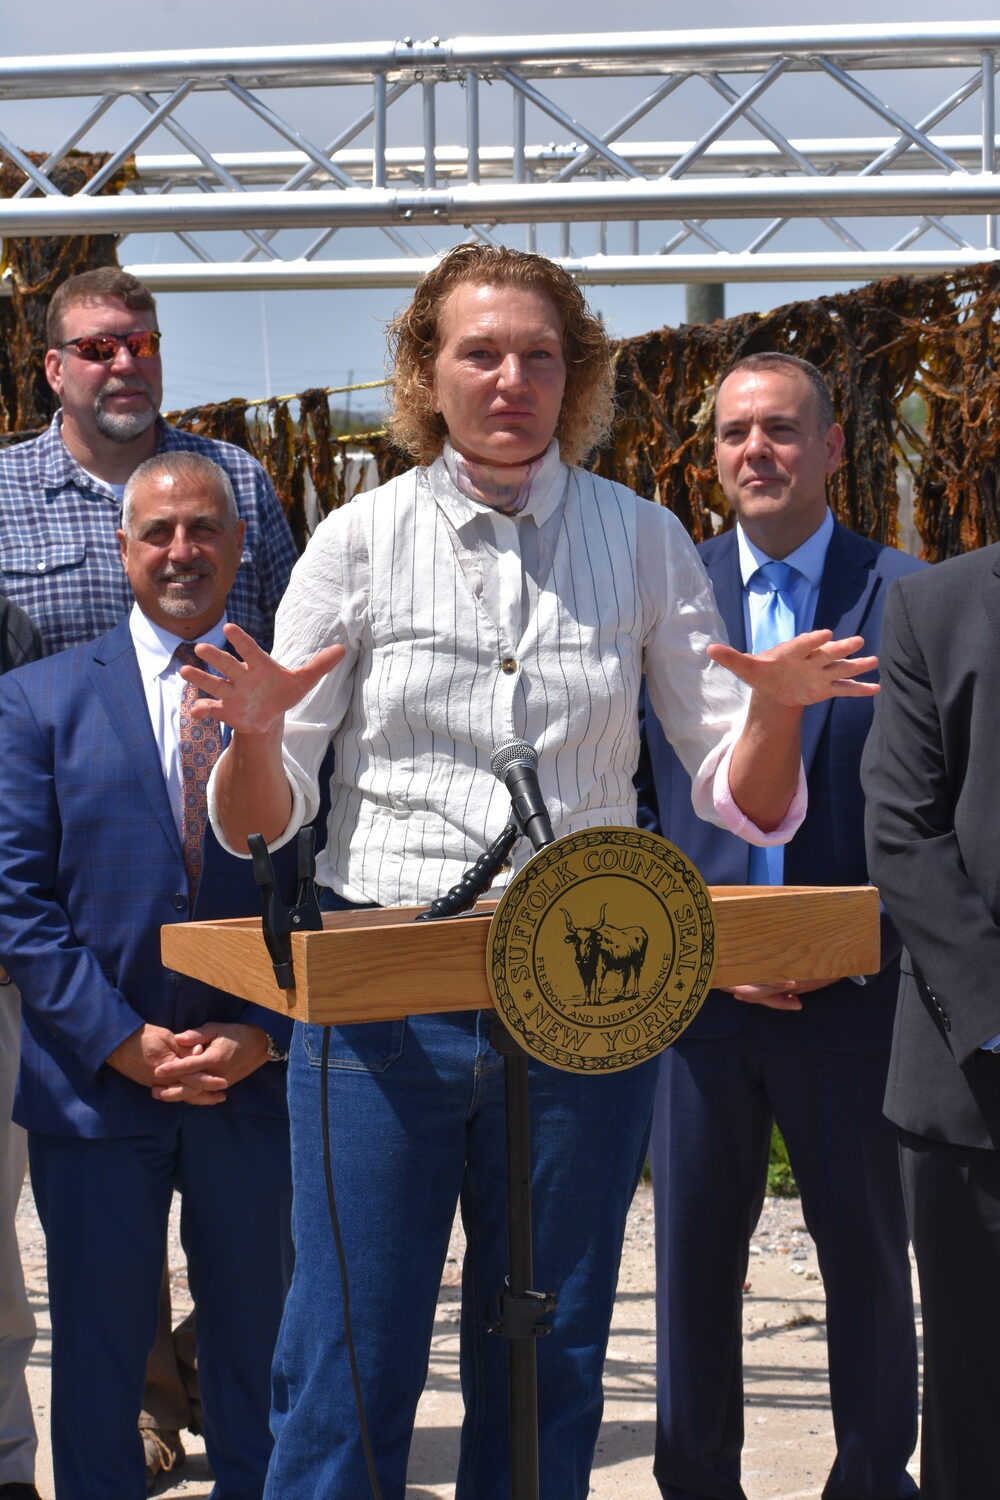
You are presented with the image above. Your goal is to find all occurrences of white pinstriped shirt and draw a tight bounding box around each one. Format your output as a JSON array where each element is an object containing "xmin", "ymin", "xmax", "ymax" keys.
[{"xmin": 210, "ymin": 443, "xmax": 805, "ymax": 905}]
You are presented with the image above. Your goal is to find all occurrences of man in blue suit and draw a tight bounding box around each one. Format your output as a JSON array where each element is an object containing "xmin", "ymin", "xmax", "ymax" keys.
[
  {"xmin": 0, "ymin": 452, "xmax": 293, "ymax": 1500},
  {"xmin": 638, "ymin": 353, "xmax": 922, "ymax": 1500}
]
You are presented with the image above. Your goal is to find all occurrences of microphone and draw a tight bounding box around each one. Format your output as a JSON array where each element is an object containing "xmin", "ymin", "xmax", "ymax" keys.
[{"xmin": 490, "ymin": 738, "xmax": 555, "ymax": 853}]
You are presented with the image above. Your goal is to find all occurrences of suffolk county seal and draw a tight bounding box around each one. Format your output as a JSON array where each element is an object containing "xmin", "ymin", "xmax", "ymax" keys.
[{"xmin": 487, "ymin": 826, "xmax": 715, "ymax": 1072}]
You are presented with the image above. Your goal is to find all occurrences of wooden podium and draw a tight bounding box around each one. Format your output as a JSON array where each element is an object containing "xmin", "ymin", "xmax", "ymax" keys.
[
  {"xmin": 161, "ymin": 877, "xmax": 878, "ymax": 1500},
  {"xmin": 161, "ymin": 884, "xmax": 880, "ymax": 1024}
]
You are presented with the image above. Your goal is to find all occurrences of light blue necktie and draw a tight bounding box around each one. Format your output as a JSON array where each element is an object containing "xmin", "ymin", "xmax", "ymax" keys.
[{"xmin": 748, "ymin": 560, "xmax": 797, "ymax": 887}]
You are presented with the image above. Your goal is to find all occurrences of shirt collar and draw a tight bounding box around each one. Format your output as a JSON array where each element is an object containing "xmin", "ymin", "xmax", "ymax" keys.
[
  {"xmin": 736, "ymin": 507, "xmax": 834, "ymax": 590},
  {"xmin": 431, "ymin": 439, "xmax": 568, "ymax": 530},
  {"xmin": 36, "ymin": 411, "xmax": 169, "ymax": 499},
  {"xmin": 129, "ymin": 602, "xmax": 229, "ymax": 686}
]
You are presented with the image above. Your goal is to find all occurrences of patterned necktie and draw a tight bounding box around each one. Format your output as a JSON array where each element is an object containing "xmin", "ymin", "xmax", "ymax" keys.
[
  {"xmin": 174, "ymin": 642, "xmax": 223, "ymax": 909},
  {"xmin": 748, "ymin": 560, "xmax": 798, "ymax": 887}
]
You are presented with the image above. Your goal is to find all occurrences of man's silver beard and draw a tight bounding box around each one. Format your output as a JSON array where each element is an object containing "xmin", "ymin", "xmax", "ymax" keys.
[
  {"xmin": 94, "ymin": 382, "xmax": 159, "ymax": 444},
  {"xmin": 155, "ymin": 571, "xmax": 212, "ymax": 620},
  {"xmin": 155, "ymin": 590, "xmax": 201, "ymax": 619}
]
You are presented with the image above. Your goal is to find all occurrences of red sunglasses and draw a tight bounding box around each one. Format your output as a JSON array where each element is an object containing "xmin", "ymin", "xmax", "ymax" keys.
[{"xmin": 58, "ymin": 330, "xmax": 162, "ymax": 362}]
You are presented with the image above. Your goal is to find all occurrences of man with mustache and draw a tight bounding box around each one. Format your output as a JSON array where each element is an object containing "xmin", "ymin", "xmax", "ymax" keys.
[
  {"xmin": 0, "ymin": 268, "xmax": 298, "ymax": 1487},
  {"xmin": 0, "ymin": 267, "xmax": 296, "ymax": 655},
  {"xmin": 0, "ymin": 452, "xmax": 293, "ymax": 1500}
]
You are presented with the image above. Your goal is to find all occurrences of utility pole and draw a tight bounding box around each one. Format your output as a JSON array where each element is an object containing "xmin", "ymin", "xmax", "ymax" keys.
[{"xmin": 685, "ymin": 283, "xmax": 725, "ymax": 325}]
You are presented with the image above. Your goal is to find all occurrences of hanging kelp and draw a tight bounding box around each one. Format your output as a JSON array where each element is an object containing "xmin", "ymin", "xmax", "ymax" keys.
[
  {"xmin": 594, "ymin": 276, "xmax": 915, "ymax": 546},
  {"xmin": 168, "ymin": 393, "xmax": 410, "ymax": 549},
  {"xmin": 160, "ymin": 264, "xmax": 1000, "ymax": 561},
  {"xmin": 5, "ymin": 241, "xmax": 1000, "ymax": 561},
  {"xmin": 589, "ymin": 265, "xmax": 1000, "ymax": 562},
  {"xmin": 0, "ymin": 151, "xmax": 136, "ymax": 432},
  {"xmin": 904, "ymin": 262, "xmax": 1000, "ymax": 557}
]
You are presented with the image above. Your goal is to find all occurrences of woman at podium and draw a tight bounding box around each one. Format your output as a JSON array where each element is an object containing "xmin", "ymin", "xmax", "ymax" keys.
[{"xmin": 195, "ymin": 243, "xmax": 877, "ymax": 1499}]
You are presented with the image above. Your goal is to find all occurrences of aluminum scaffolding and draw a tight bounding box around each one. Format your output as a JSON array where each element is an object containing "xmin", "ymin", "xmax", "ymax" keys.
[{"xmin": 1, "ymin": 23, "xmax": 999, "ymax": 291}]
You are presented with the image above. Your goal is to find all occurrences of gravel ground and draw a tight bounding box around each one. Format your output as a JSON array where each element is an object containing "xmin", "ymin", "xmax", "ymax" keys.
[{"xmin": 17, "ymin": 1182, "xmax": 922, "ymax": 1498}]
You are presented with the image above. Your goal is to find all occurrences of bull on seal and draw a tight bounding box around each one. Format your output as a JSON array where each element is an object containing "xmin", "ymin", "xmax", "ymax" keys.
[{"xmin": 561, "ymin": 904, "xmax": 649, "ymax": 1005}]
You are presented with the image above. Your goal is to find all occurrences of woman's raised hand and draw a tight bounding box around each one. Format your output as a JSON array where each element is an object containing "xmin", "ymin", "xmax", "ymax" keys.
[
  {"xmin": 178, "ymin": 622, "xmax": 345, "ymax": 736},
  {"xmin": 708, "ymin": 629, "xmax": 878, "ymax": 708}
]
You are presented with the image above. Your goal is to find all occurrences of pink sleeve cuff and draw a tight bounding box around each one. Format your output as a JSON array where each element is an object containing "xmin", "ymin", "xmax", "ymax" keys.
[{"xmin": 711, "ymin": 738, "xmax": 808, "ymax": 846}]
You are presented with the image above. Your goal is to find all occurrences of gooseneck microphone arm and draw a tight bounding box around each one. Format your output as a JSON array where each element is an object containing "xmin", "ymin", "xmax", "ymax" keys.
[
  {"xmin": 416, "ymin": 742, "xmax": 554, "ymax": 926},
  {"xmin": 489, "ymin": 738, "xmax": 554, "ymax": 853},
  {"xmin": 413, "ymin": 820, "xmax": 520, "ymax": 922}
]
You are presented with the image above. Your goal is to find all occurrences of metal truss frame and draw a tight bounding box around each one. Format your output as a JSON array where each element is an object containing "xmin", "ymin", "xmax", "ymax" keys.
[{"xmin": 1, "ymin": 23, "xmax": 999, "ymax": 291}]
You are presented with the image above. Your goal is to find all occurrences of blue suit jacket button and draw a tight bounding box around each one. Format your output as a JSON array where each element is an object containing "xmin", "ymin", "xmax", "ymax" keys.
[{"xmin": 171, "ymin": 893, "xmax": 187, "ymax": 911}]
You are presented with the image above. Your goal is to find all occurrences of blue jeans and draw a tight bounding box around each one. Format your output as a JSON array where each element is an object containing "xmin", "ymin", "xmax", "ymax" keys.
[{"xmin": 265, "ymin": 1009, "xmax": 657, "ymax": 1499}]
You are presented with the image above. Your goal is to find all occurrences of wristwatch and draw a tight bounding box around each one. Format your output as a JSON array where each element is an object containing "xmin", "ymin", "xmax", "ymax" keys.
[{"xmin": 264, "ymin": 1034, "xmax": 288, "ymax": 1063}]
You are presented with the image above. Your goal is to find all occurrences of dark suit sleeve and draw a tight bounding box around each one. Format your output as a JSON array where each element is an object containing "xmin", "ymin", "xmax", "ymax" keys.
[
  {"xmin": 634, "ymin": 687, "xmax": 662, "ymax": 834},
  {"xmin": 863, "ymin": 580, "xmax": 1000, "ymax": 1063},
  {"xmin": 236, "ymin": 1001, "xmax": 293, "ymax": 1049},
  {"xmin": 0, "ymin": 673, "xmax": 146, "ymax": 1077},
  {"xmin": 0, "ymin": 596, "xmax": 44, "ymax": 670}
]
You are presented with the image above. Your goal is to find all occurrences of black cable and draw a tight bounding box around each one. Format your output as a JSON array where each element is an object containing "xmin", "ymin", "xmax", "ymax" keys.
[
  {"xmin": 254, "ymin": 834, "xmax": 380, "ymax": 1492},
  {"xmin": 321, "ymin": 1025, "xmax": 384, "ymax": 1500}
]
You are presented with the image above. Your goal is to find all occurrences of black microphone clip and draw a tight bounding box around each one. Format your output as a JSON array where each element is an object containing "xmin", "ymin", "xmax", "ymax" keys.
[{"xmin": 248, "ymin": 827, "xmax": 323, "ymax": 989}]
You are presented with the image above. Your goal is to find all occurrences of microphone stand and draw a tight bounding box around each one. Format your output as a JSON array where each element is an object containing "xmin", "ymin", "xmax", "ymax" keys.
[
  {"xmin": 486, "ymin": 811, "xmax": 557, "ymax": 1500},
  {"xmin": 488, "ymin": 1001, "xmax": 556, "ymax": 1500},
  {"xmin": 415, "ymin": 751, "xmax": 557, "ymax": 1499}
]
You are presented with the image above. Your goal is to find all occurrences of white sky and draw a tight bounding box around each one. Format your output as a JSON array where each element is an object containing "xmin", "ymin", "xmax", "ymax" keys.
[{"xmin": 5, "ymin": 1, "xmax": 998, "ymax": 418}]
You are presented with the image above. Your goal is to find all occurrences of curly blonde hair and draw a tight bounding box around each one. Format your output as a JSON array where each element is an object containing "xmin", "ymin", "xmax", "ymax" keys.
[{"xmin": 386, "ymin": 243, "xmax": 615, "ymax": 467}]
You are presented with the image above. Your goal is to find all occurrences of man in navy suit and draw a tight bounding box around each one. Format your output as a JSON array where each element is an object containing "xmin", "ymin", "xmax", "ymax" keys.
[
  {"xmin": 0, "ymin": 452, "xmax": 293, "ymax": 1500},
  {"xmin": 638, "ymin": 353, "xmax": 922, "ymax": 1500}
]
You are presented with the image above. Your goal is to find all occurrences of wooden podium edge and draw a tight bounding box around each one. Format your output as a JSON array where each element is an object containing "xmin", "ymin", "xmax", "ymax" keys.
[{"xmin": 161, "ymin": 884, "xmax": 881, "ymax": 1026}]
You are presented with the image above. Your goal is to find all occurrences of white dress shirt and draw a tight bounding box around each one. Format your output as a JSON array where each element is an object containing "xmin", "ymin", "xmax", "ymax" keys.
[{"xmin": 129, "ymin": 604, "xmax": 229, "ymax": 839}]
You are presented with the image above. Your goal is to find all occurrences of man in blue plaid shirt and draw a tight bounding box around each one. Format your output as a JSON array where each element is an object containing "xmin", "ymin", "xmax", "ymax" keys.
[
  {"xmin": 0, "ymin": 267, "xmax": 297, "ymax": 655},
  {"xmin": 0, "ymin": 267, "xmax": 299, "ymax": 1489}
]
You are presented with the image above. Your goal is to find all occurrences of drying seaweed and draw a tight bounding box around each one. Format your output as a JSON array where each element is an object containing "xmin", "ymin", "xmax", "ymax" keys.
[
  {"xmin": 167, "ymin": 393, "xmax": 411, "ymax": 541},
  {"xmin": 4, "ymin": 228, "xmax": 1000, "ymax": 561},
  {"xmin": 0, "ymin": 151, "xmax": 135, "ymax": 432},
  {"xmin": 588, "ymin": 265, "xmax": 1000, "ymax": 562}
]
